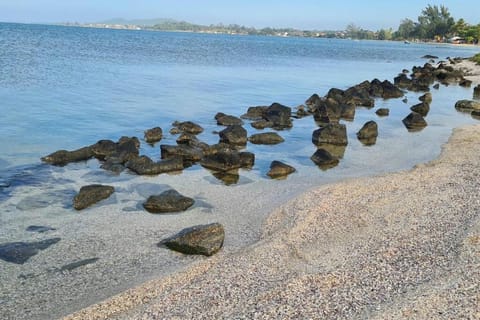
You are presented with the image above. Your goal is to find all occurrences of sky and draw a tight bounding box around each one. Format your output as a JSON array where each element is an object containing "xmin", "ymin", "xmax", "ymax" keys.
[{"xmin": 0, "ymin": 0, "xmax": 479, "ymax": 30}]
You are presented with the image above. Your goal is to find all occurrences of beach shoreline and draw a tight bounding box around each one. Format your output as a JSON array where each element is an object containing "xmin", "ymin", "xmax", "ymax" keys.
[{"xmin": 63, "ymin": 61, "xmax": 480, "ymax": 319}]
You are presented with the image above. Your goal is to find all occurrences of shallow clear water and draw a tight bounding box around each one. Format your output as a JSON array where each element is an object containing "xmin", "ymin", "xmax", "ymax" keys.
[{"xmin": 0, "ymin": 22, "xmax": 479, "ymax": 319}]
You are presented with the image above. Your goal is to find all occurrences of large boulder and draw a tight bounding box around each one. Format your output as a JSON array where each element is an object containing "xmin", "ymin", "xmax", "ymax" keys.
[
  {"xmin": 126, "ymin": 156, "xmax": 184, "ymax": 175},
  {"xmin": 215, "ymin": 113, "xmax": 244, "ymax": 126},
  {"xmin": 310, "ymin": 149, "xmax": 339, "ymax": 168},
  {"xmin": 41, "ymin": 146, "xmax": 94, "ymax": 166},
  {"xmin": 410, "ymin": 102, "xmax": 430, "ymax": 117},
  {"xmin": 455, "ymin": 100, "xmax": 480, "ymax": 112},
  {"xmin": 267, "ymin": 161, "xmax": 296, "ymax": 179},
  {"xmin": 369, "ymin": 79, "xmax": 404, "ymax": 99},
  {"xmin": 172, "ymin": 121, "xmax": 204, "ymax": 135},
  {"xmin": 73, "ymin": 184, "xmax": 115, "ymax": 210},
  {"xmin": 264, "ymin": 103, "xmax": 292, "ymax": 129},
  {"xmin": 219, "ymin": 125, "xmax": 248, "ymax": 146},
  {"xmin": 143, "ymin": 189, "xmax": 194, "ymax": 214},
  {"xmin": 159, "ymin": 223, "xmax": 224, "ymax": 256},
  {"xmin": 313, "ymin": 98, "xmax": 342, "ymax": 123},
  {"xmin": 144, "ymin": 127, "xmax": 163, "ymax": 144},
  {"xmin": 312, "ymin": 124, "xmax": 348, "ymax": 146},
  {"xmin": 248, "ymin": 132, "xmax": 284, "ymax": 145},
  {"xmin": 402, "ymin": 112, "xmax": 428, "ymax": 130}
]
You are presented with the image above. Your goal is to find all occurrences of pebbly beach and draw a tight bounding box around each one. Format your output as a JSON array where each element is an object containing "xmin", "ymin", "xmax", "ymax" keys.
[{"xmin": 57, "ymin": 59, "xmax": 480, "ymax": 319}]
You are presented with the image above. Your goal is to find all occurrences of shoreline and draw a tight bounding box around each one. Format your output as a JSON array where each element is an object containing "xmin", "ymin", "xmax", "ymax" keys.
[
  {"xmin": 64, "ymin": 62, "xmax": 480, "ymax": 319},
  {"xmin": 64, "ymin": 122, "xmax": 480, "ymax": 319}
]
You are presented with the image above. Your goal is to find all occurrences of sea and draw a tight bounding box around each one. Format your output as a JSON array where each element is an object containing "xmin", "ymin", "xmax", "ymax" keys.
[{"xmin": 0, "ymin": 22, "xmax": 479, "ymax": 319}]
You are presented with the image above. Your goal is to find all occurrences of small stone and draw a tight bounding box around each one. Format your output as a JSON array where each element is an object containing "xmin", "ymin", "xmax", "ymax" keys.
[
  {"xmin": 311, "ymin": 149, "xmax": 339, "ymax": 168},
  {"xmin": 410, "ymin": 102, "xmax": 430, "ymax": 117},
  {"xmin": 73, "ymin": 185, "xmax": 115, "ymax": 210},
  {"xmin": 357, "ymin": 121, "xmax": 378, "ymax": 140},
  {"xmin": 402, "ymin": 112, "xmax": 428, "ymax": 130},
  {"xmin": 160, "ymin": 223, "xmax": 225, "ymax": 256},
  {"xmin": 144, "ymin": 127, "xmax": 163, "ymax": 144},
  {"xmin": 143, "ymin": 189, "xmax": 194, "ymax": 214},
  {"xmin": 375, "ymin": 108, "xmax": 390, "ymax": 116},
  {"xmin": 248, "ymin": 132, "xmax": 284, "ymax": 145},
  {"xmin": 267, "ymin": 161, "xmax": 296, "ymax": 179}
]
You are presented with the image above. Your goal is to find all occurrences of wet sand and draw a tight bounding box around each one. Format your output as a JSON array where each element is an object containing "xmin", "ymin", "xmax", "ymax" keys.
[{"xmin": 64, "ymin": 60, "xmax": 480, "ymax": 319}]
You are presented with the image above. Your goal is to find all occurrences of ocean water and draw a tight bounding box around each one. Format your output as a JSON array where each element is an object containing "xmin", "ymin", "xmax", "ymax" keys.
[{"xmin": 0, "ymin": 22, "xmax": 479, "ymax": 319}]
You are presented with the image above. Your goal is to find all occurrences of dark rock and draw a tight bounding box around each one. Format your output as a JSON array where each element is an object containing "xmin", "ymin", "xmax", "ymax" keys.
[
  {"xmin": 310, "ymin": 149, "xmax": 339, "ymax": 169},
  {"xmin": 26, "ymin": 226, "xmax": 56, "ymax": 233},
  {"xmin": 144, "ymin": 127, "xmax": 163, "ymax": 144},
  {"xmin": 267, "ymin": 161, "xmax": 296, "ymax": 179},
  {"xmin": 264, "ymin": 103, "xmax": 292, "ymax": 129},
  {"xmin": 173, "ymin": 121, "xmax": 204, "ymax": 135},
  {"xmin": 370, "ymin": 79, "xmax": 404, "ymax": 99},
  {"xmin": 73, "ymin": 184, "xmax": 115, "ymax": 210},
  {"xmin": 160, "ymin": 145, "xmax": 203, "ymax": 163},
  {"xmin": 313, "ymin": 98, "xmax": 342, "ymax": 123},
  {"xmin": 340, "ymin": 104, "xmax": 356, "ymax": 121},
  {"xmin": 248, "ymin": 132, "xmax": 284, "ymax": 145},
  {"xmin": 474, "ymin": 85, "xmax": 480, "ymax": 99},
  {"xmin": 241, "ymin": 106, "xmax": 267, "ymax": 120},
  {"xmin": 219, "ymin": 125, "xmax": 248, "ymax": 146},
  {"xmin": 143, "ymin": 189, "xmax": 194, "ymax": 214},
  {"xmin": 212, "ymin": 171, "xmax": 240, "ymax": 185},
  {"xmin": 0, "ymin": 238, "xmax": 61, "ymax": 264},
  {"xmin": 315, "ymin": 143, "xmax": 346, "ymax": 159},
  {"xmin": 410, "ymin": 102, "xmax": 430, "ymax": 117},
  {"xmin": 305, "ymin": 93, "xmax": 322, "ymax": 110},
  {"xmin": 293, "ymin": 105, "xmax": 310, "ymax": 118},
  {"xmin": 239, "ymin": 152, "xmax": 255, "ymax": 168},
  {"xmin": 433, "ymin": 83, "xmax": 440, "ymax": 89},
  {"xmin": 357, "ymin": 121, "xmax": 378, "ymax": 140},
  {"xmin": 41, "ymin": 146, "xmax": 94, "ymax": 166},
  {"xmin": 60, "ymin": 258, "xmax": 99, "ymax": 272},
  {"xmin": 422, "ymin": 55, "xmax": 439, "ymax": 59},
  {"xmin": 91, "ymin": 137, "xmax": 140, "ymax": 164},
  {"xmin": 200, "ymin": 151, "xmax": 253, "ymax": 172},
  {"xmin": 419, "ymin": 92, "xmax": 432, "ymax": 104},
  {"xmin": 126, "ymin": 156, "xmax": 184, "ymax": 175},
  {"xmin": 215, "ymin": 113, "xmax": 244, "ymax": 126},
  {"xmin": 394, "ymin": 73, "xmax": 412, "ymax": 89},
  {"xmin": 459, "ymin": 79, "xmax": 472, "ymax": 88},
  {"xmin": 472, "ymin": 110, "xmax": 480, "ymax": 119},
  {"xmin": 376, "ymin": 108, "xmax": 390, "ymax": 116},
  {"xmin": 402, "ymin": 112, "xmax": 428, "ymax": 130},
  {"xmin": 159, "ymin": 223, "xmax": 224, "ymax": 256},
  {"xmin": 455, "ymin": 100, "xmax": 480, "ymax": 112},
  {"xmin": 251, "ymin": 119, "xmax": 273, "ymax": 130},
  {"xmin": 312, "ymin": 124, "xmax": 348, "ymax": 146}
]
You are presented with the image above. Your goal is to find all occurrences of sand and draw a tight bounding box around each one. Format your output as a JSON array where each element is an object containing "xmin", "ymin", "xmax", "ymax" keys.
[{"xmin": 64, "ymin": 60, "xmax": 480, "ymax": 319}]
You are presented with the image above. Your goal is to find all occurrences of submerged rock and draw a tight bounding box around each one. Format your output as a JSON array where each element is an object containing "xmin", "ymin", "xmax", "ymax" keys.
[
  {"xmin": 375, "ymin": 108, "xmax": 390, "ymax": 116},
  {"xmin": 159, "ymin": 223, "xmax": 225, "ymax": 256},
  {"xmin": 310, "ymin": 149, "xmax": 339, "ymax": 169},
  {"xmin": 357, "ymin": 121, "xmax": 378, "ymax": 146},
  {"xmin": 41, "ymin": 147, "xmax": 94, "ymax": 166},
  {"xmin": 60, "ymin": 258, "xmax": 99, "ymax": 272},
  {"xmin": 73, "ymin": 184, "xmax": 115, "ymax": 210},
  {"xmin": 248, "ymin": 132, "xmax": 284, "ymax": 145},
  {"xmin": 312, "ymin": 124, "xmax": 348, "ymax": 146},
  {"xmin": 402, "ymin": 112, "xmax": 428, "ymax": 130},
  {"xmin": 26, "ymin": 226, "xmax": 56, "ymax": 233},
  {"xmin": 267, "ymin": 161, "xmax": 296, "ymax": 179},
  {"xmin": 0, "ymin": 238, "xmax": 61, "ymax": 264},
  {"xmin": 143, "ymin": 189, "xmax": 194, "ymax": 214},
  {"xmin": 144, "ymin": 127, "xmax": 163, "ymax": 144}
]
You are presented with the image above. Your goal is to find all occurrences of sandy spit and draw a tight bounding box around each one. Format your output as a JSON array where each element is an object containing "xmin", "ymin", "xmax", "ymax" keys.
[{"xmin": 63, "ymin": 119, "xmax": 480, "ymax": 319}]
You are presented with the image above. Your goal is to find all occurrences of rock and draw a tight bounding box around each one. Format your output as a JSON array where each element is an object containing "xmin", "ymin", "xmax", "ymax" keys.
[
  {"xmin": 251, "ymin": 119, "xmax": 273, "ymax": 130},
  {"xmin": 73, "ymin": 184, "xmax": 115, "ymax": 210},
  {"xmin": 402, "ymin": 112, "xmax": 428, "ymax": 130},
  {"xmin": 455, "ymin": 100, "xmax": 480, "ymax": 112},
  {"xmin": 126, "ymin": 156, "xmax": 184, "ymax": 175},
  {"xmin": 200, "ymin": 151, "xmax": 254, "ymax": 172},
  {"xmin": 267, "ymin": 161, "xmax": 296, "ymax": 179},
  {"xmin": 313, "ymin": 98, "xmax": 342, "ymax": 123},
  {"xmin": 474, "ymin": 85, "xmax": 480, "ymax": 99},
  {"xmin": 394, "ymin": 73, "xmax": 412, "ymax": 89},
  {"xmin": 248, "ymin": 132, "xmax": 284, "ymax": 145},
  {"xmin": 91, "ymin": 137, "xmax": 140, "ymax": 164},
  {"xmin": 143, "ymin": 189, "xmax": 194, "ymax": 214},
  {"xmin": 410, "ymin": 102, "xmax": 430, "ymax": 117},
  {"xmin": 160, "ymin": 145, "xmax": 204, "ymax": 163},
  {"xmin": 26, "ymin": 226, "xmax": 56, "ymax": 233},
  {"xmin": 241, "ymin": 106, "xmax": 267, "ymax": 120},
  {"xmin": 312, "ymin": 124, "xmax": 348, "ymax": 146},
  {"xmin": 376, "ymin": 108, "xmax": 390, "ymax": 116},
  {"xmin": 369, "ymin": 79, "xmax": 404, "ymax": 99},
  {"xmin": 419, "ymin": 92, "xmax": 432, "ymax": 104},
  {"xmin": 41, "ymin": 146, "xmax": 94, "ymax": 166},
  {"xmin": 60, "ymin": 258, "xmax": 99, "ymax": 272},
  {"xmin": 264, "ymin": 103, "xmax": 292, "ymax": 129},
  {"xmin": 219, "ymin": 125, "xmax": 248, "ymax": 146},
  {"xmin": 315, "ymin": 143, "xmax": 346, "ymax": 159},
  {"xmin": 159, "ymin": 223, "xmax": 224, "ymax": 256},
  {"xmin": 422, "ymin": 55, "xmax": 439, "ymax": 59},
  {"xmin": 215, "ymin": 113, "xmax": 244, "ymax": 126},
  {"xmin": 212, "ymin": 170, "xmax": 240, "ymax": 185},
  {"xmin": 0, "ymin": 238, "xmax": 61, "ymax": 264},
  {"xmin": 172, "ymin": 121, "xmax": 204, "ymax": 135},
  {"xmin": 472, "ymin": 110, "xmax": 480, "ymax": 119},
  {"xmin": 357, "ymin": 121, "xmax": 378, "ymax": 140},
  {"xmin": 459, "ymin": 79, "xmax": 472, "ymax": 88},
  {"xmin": 144, "ymin": 127, "xmax": 163, "ymax": 144},
  {"xmin": 293, "ymin": 105, "xmax": 310, "ymax": 118},
  {"xmin": 341, "ymin": 104, "xmax": 356, "ymax": 121},
  {"xmin": 310, "ymin": 149, "xmax": 339, "ymax": 169},
  {"xmin": 433, "ymin": 83, "xmax": 440, "ymax": 89},
  {"xmin": 305, "ymin": 94, "xmax": 322, "ymax": 110}
]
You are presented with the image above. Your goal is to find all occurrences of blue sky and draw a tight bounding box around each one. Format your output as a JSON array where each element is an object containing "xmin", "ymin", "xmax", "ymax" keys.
[{"xmin": 0, "ymin": 0, "xmax": 479, "ymax": 30}]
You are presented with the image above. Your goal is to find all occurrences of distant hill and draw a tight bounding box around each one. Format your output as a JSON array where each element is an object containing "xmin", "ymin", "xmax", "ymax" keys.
[{"xmin": 97, "ymin": 18, "xmax": 177, "ymax": 26}]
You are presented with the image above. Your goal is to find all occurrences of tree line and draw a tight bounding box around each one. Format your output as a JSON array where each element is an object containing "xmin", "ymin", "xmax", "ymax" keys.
[{"xmin": 349, "ymin": 5, "xmax": 480, "ymax": 43}]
